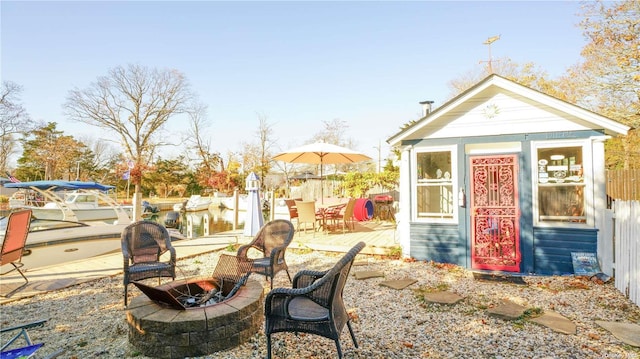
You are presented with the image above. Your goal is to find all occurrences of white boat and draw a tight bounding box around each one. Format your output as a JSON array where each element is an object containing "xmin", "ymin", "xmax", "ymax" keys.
[
  {"xmin": 0, "ymin": 215, "xmax": 186, "ymax": 271},
  {"xmin": 219, "ymin": 194, "xmax": 248, "ymax": 211},
  {"xmin": 172, "ymin": 200, "xmax": 187, "ymax": 212},
  {"xmin": 174, "ymin": 195, "xmax": 212, "ymax": 212},
  {"xmin": 6, "ymin": 180, "xmax": 133, "ymax": 223}
]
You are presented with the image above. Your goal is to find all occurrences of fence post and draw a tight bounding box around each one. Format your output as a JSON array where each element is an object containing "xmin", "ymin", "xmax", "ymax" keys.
[{"xmin": 600, "ymin": 208, "xmax": 614, "ymax": 276}]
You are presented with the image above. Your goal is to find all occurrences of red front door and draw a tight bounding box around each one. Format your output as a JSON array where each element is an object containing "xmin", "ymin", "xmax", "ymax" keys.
[{"xmin": 470, "ymin": 154, "xmax": 521, "ymax": 272}]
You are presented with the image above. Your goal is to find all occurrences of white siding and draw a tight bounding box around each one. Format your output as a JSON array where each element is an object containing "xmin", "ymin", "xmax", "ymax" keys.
[{"xmin": 426, "ymin": 93, "xmax": 594, "ymax": 139}]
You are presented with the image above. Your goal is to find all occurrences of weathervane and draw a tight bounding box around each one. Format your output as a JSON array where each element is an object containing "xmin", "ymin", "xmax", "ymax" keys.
[{"xmin": 480, "ymin": 35, "xmax": 501, "ymax": 74}]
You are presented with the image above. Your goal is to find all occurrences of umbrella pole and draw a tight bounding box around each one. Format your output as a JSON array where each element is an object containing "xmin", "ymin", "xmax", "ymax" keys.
[{"xmin": 320, "ymin": 160, "xmax": 323, "ymax": 204}]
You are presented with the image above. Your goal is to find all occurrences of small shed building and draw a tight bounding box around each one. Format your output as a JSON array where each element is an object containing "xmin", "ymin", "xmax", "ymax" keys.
[{"xmin": 387, "ymin": 74, "xmax": 629, "ymax": 275}]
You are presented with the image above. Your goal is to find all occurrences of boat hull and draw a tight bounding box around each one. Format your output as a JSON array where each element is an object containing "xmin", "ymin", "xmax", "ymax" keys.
[
  {"xmin": 30, "ymin": 207, "xmax": 129, "ymax": 222},
  {"xmin": 176, "ymin": 195, "xmax": 213, "ymax": 212},
  {"xmin": 3, "ymin": 221, "xmax": 186, "ymax": 271},
  {"xmin": 21, "ymin": 237, "xmax": 122, "ymax": 269},
  {"xmin": 185, "ymin": 203, "xmax": 211, "ymax": 211}
]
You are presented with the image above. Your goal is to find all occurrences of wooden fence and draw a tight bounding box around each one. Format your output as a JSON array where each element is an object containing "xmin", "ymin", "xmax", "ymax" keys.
[
  {"xmin": 603, "ymin": 201, "xmax": 640, "ymax": 307},
  {"xmin": 607, "ymin": 169, "xmax": 639, "ymax": 200}
]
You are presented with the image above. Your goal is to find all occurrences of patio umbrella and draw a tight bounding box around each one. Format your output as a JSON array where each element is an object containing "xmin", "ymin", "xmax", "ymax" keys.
[{"xmin": 272, "ymin": 141, "xmax": 372, "ymax": 202}]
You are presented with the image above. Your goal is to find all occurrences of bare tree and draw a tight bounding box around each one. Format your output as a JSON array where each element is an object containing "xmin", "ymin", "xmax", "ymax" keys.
[
  {"xmin": 76, "ymin": 134, "xmax": 120, "ymax": 179},
  {"xmin": 256, "ymin": 114, "xmax": 275, "ymax": 185},
  {"xmin": 241, "ymin": 114, "xmax": 276, "ymax": 188},
  {"xmin": 311, "ymin": 119, "xmax": 360, "ymax": 175},
  {"xmin": 0, "ymin": 81, "xmax": 33, "ymax": 173},
  {"xmin": 186, "ymin": 102, "xmax": 223, "ymax": 172},
  {"xmin": 446, "ymin": 57, "xmax": 558, "ymax": 100},
  {"xmin": 312, "ymin": 118, "xmax": 351, "ymax": 147},
  {"xmin": 64, "ymin": 64, "xmax": 193, "ymax": 219}
]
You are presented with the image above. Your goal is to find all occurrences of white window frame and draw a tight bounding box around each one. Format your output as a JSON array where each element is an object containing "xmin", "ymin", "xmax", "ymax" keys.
[
  {"xmin": 411, "ymin": 145, "xmax": 458, "ymax": 223},
  {"xmin": 531, "ymin": 139, "xmax": 593, "ymax": 227}
]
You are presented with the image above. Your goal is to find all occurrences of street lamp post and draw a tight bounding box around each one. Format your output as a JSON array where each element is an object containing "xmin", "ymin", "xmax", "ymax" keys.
[{"xmin": 374, "ymin": 140, "xmax": 382, "ymax": 173}]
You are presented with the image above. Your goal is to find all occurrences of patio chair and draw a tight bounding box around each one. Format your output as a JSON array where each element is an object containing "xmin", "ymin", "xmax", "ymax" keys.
[
  {"xmin": 237, "ymin": 219, "xmax": 294, "ymax": 289},
  {"xmin": 212, "ymin": 254, "xmax": 255, "ymax": 301},
  {"xmin": 1, "ymin": 209, "xmax": 32, "ymax": 298},
  {"xmin": 325, "ymin": 198, "xmax": 356, "ymax": 233},
  {"xmin": 265, "ymin": 241, "xmax": 366, "ymax": 359},
  {"xmin": 294, "ymin": 200, "xmax": 322, "ymax": 234},
  {"xmin": 121, "ymin": 221, "xmax": 176, "ymax": 307},
  {"xmin": 284, "ymin": 198, "xmax": 302, "ymax": 223},
  {"xmin": 1, "ymin": 319, "xmax": 64, "ymax": 359}
]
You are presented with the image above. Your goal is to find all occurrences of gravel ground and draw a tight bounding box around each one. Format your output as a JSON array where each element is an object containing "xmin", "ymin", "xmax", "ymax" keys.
[{"xmin": 1, "ymin": 248, "xmax": 639, "ymax": 359}]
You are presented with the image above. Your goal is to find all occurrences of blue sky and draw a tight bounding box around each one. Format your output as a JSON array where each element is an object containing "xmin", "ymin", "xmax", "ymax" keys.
[{"xmin": 2, "ymin": 1, "xmax": 586, "ymax": 165}]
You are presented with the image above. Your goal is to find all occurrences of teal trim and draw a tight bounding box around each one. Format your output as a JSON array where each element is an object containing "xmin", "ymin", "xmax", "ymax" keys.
[
  {"xmin": 519, "ymin": 141, "xmax": 535, "ymax": 274},
  {"xmin": 401, "ymin": 129, "xmax": 605, "ymax": 147}
]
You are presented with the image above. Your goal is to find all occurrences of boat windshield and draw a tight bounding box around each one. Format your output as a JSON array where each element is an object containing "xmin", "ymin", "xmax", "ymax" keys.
[{"xmin": 65, "ymin": 193, "xmax": 98, "ymax": 204}]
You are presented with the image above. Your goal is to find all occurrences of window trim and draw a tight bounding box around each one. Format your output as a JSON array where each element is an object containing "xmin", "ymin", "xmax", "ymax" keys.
[
  {"xmin": 531, "ymin": 139, "xmax": 593, "ymax": 227},
  {"xmin": 411, "ymin": 145, "xmax": 458, "ymax": 223}
]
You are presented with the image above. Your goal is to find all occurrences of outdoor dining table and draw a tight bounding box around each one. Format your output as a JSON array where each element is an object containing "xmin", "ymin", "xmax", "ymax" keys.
[{"xmin": 315, "ymin": 199, "xmax": 348, "ymax": 232}]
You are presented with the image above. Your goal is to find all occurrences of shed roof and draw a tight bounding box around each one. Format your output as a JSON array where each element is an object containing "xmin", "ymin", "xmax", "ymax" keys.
[{"xmin": 387, "ymin": 74, "xmax": 630, "ymax": 146}]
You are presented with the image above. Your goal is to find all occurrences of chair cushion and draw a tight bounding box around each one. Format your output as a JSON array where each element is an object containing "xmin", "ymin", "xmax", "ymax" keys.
[
  {"xmin": 252, "ymin": 258, "xmax": 270, "ymax": 267},
  {"xmin": 128, "ymin": 262, "xmax": 173, "ymax": 274},
  {"xmin": 252, "ymin": 257, "xmax": 285, "ymax": 268},
  {"xmin": 288, "ymin": 297, "xmax": 329, "ymax": 321}
]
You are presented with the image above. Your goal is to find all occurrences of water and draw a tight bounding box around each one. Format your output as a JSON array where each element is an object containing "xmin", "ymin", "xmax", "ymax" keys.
[{"xmin": 149, "ymin": 207, "xmax": 245, "ymax": 239}]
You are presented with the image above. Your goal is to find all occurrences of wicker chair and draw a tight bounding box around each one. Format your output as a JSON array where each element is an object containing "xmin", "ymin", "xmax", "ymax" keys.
[
  {"xmin": 237, "ymin": 219, "xmax": 294, "ymax": 289},
  {"xmin": 265, "ymin": 241, "xmax": 366, "ymax": 359},
  {"xmin": 121, "ymin": 221, "xmax": 176, "ymax": 306}
]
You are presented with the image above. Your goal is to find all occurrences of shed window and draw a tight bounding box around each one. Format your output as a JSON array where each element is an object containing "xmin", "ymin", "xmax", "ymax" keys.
[
  {"xmin": 416, "ymin": 150, "xmax": 454, "ymax": 219},
  {"xmin": 536, "ymin": 146, "xmax": 585, "ymax": 223}
]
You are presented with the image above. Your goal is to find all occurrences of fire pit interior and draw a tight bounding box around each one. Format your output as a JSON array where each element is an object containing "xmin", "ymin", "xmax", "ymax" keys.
[
  {"xmin": 133, "ymin": 275, "xmax": 245, "ymax": 310},
  {"xmin": 126, "ymin": 255, "xmax": 264, "ymax": 359}
]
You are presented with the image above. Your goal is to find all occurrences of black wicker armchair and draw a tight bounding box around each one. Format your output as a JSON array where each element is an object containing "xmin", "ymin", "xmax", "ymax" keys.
[
  {"xmin": 264, "ymin": 241, "xmax": 366, "ymax": 359},
  {"xmin": 237, "ymin": 219, "xmax": 294, "ymax": 289},
  {"xmin": 121, "ymin": 221, "xmax": 176, "ymax": 306}
]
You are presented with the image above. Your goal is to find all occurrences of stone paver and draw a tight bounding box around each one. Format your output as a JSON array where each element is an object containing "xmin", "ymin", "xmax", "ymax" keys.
[
  {"xmin": 530, "ymin": 310, "xmax": 577, "ymax": 335},
  {"xmin": 379, "ymin": 278, "xmax": 417, "ymax": 290},
  {"xmin": 487, "ymin": 300, "xmax": 527, "ymax": 320},
  {"xmin": 596, "ymin": 321, "xmax": 640, "ymax": 347},
  {"xmin": 354, "ymin": 270, "xmax": 384, "ymax": 280},
  {"xmin": 423, "ymin": 291, "xmax": 464, "ymax": 305}
]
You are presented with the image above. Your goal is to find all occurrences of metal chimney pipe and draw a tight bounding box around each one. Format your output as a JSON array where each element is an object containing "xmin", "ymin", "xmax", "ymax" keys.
[{"xmin": 419, "ymin": 100, "xmax": 434, "ymax": 116}]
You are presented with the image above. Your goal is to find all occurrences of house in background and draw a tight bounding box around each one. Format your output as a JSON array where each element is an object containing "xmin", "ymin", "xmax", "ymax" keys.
[{"xmin": 387, "ymin": 74, "xmax": 629, "ymax": 275}]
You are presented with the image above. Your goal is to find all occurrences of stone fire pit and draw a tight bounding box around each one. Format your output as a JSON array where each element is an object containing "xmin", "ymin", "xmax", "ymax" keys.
[{"xmin": 126, "ymin": 277, "xmax": 264, "ymax": 359}]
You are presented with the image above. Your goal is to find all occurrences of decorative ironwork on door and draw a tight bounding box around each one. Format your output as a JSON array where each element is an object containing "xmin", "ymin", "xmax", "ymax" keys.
[{"xmin": 470, "ymin": 155, "xmax": 521, "ymax": 272}]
